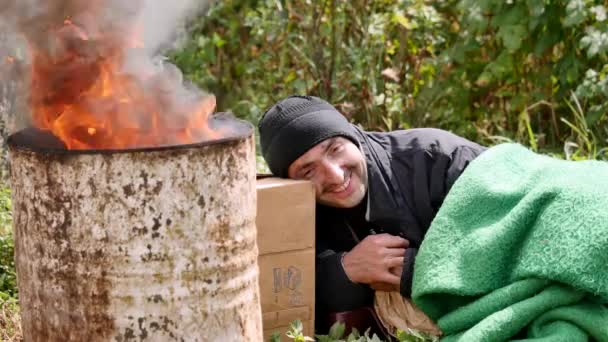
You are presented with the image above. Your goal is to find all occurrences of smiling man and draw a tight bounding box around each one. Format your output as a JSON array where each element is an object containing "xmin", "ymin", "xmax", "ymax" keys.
[
  {"xmin": 259, "ymin": 95, "xmax": 486, "ymax": 334},
  {"xmin": 288, "ymin": 136, "xmax": 368, "ymax": 209}
]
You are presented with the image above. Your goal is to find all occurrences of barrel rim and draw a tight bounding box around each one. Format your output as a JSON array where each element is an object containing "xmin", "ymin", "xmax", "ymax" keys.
[{"xmin": 8, "ymin": 113, "xmax": 254, "ymax": 155}]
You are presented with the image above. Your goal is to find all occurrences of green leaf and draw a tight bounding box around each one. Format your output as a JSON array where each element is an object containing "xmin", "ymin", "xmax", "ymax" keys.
[
  {"xmin": 491, "ymin": 4, "xmax": 527, "ymax": 27},
  {"xmin": 212, "ymin": 32, "xmax": 226, "ymax": 48},
  {"xmin": 328, "ymin": 322, "xmax": 346, "ymax": 339},
  {"xmin": 269, "ymin": 332, "xmax": 281, "ymax": 342},
  {"xmin": 197, "ymin": 36, "xmax": 210, "ymax": 48},
  {"xmin": 534, "ymin": 31, "xmax": 561, "ymax": 56},
  {"xmin": 527, "ymin": 0, "xmax": 545, "ymax": 17},
  {"xmin": 564, "ymin": 0, "xmax": 587, "ymax": 27},
  {"xmin": 557, "ymin": 52, "xmax": 583, "ymax": 86},
  {"xmin": 368, "ymin": 334, "xmax": 384, "ymax": 342},
  {"xmin": 346, "ymin": 327, "xmax": 362, "ymax": 341},
  {"xmin": 461, "ymin": 4, "xmax": 489, "ymax": 33},
  {"xmin": 586, "ymin": 106, "xmax": 606, "ymax": 126},
  {"xmin": 393, "ymin": 12, "xmax": 414, "ymax": 29},
  {"xmin": 314, "ymin": 335, "xmax": 335, "ymax": 342},
  {"xmin": 290, "ymin": 320, "xmax": 304, "ymax": 334},
  {"xmin": 497, "ymin": 24, "xmax": 527, "ymax": 52},
  {"xmin": 283, "ymin": 70, "xmax": 297, "ymax": 84},
  {"xmin": 476, "ymin": 51, "xmax": 515, "ymax": 85}
]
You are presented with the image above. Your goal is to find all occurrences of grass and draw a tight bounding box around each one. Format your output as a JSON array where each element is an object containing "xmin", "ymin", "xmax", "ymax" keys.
[{"xmin": 0, "ymin": 299, "xmax": 21, "ymax": 342}]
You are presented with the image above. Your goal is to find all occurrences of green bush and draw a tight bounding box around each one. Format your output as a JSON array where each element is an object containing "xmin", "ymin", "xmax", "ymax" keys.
[
  {"xmin": 0, "ymin": 186, "xmax": 19, "ymax": 341},
  {"xmin": 431, "ymin": 0, "xmax": 608, "ymax": 153},
  {"xmin": 171, "ymin": 0, "xmax": 607, "ymax": 156},
  {"xmin": 0, "ymin": 186, "xmax": 16, "ymax": 301},
  {"xmin": 171, "ymin": 0, "xmax": 452, "ymax": 131}
]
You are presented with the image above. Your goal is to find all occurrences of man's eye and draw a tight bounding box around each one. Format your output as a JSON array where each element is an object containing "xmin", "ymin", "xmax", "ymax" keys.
[
  {"xmin": 304, "ymin": 169, "xmax": 315, "ymax": 178},
  {"xmin": 331, "ymin": 144, "xmax": 343, "ymax": 154}
]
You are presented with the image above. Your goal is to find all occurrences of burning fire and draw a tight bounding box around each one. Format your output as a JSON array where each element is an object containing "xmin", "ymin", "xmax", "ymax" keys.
[{"xmin": 25, "ymin": 10, "xmax": 218, "ymax": 150}]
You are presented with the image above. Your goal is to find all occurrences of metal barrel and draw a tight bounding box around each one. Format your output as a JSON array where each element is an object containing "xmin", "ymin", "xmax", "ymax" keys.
[{"xmin": 8, "ymin": 123, "xmax": 262, "ymax": 341}]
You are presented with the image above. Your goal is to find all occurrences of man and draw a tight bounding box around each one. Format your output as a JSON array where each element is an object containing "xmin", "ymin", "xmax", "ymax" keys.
[{"xmin": 258, "ymin": 95, "xmax": 486, "ymax": 333}]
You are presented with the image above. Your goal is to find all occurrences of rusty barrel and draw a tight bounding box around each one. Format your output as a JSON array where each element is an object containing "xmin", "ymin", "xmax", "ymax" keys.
[{"xmin": 8, "ymin": 121, "xmax": 263, "ymax": 341}]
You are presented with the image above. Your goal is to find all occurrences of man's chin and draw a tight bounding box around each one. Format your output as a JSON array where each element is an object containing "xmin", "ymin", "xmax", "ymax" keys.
[{"xmin": 319, "ymin": 192, "xmax": 364, "ymax": 208}]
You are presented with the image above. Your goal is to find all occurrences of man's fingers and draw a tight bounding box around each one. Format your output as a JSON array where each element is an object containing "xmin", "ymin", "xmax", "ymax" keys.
[
  {"xmin": 375, "ymin": 233, "xmax": 410, "ymax": 248},
  {"xmin": 385, "ymin": 248, "xmax": 406, "ymax": 257},
  {"xmin": 378, "ymin": 272, "xmax": 401, "ymax": 285},
  {"xmin": 386, "ymin": 257, "xmax": 405, "ymax": 269}
]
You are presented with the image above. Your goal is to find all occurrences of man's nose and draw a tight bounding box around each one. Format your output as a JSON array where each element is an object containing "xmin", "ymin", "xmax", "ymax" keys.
[{"xmin": 322, "ymin": 160, "xmax": 344, "ymax": 185}]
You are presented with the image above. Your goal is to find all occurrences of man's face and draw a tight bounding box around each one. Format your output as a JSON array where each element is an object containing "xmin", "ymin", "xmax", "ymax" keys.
[{"xmin": 288, "ymin": 137, "xmax": 368, "ymax": 208}]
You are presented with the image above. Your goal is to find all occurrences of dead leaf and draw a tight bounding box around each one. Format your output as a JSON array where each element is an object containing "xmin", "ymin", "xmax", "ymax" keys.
[{"xmin": 381, "ymin": 68, "xmax": 400, "ymax": 82}]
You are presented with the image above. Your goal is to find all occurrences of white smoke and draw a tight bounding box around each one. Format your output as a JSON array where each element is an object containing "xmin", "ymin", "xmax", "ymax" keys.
[
  {"xmin": 1, "ymin": 0, "xmax": 208, "ymax": 64},
  {"xmin": 138, "ymin": 1, "xmax": 208, "ymax": 53},
  {"xmin": 0, "ymin": 0, "xmax": 218, "ymax": 148}
]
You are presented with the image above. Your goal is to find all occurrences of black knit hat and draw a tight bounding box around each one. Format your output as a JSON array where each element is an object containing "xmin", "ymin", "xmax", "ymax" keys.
[{"xmin": 259, "ymin": 95, "xmax": 359, "ymax": 177}]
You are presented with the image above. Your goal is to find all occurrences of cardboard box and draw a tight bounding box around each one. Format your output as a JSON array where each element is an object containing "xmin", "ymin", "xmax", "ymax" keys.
[
  {"xmin": 258, "ymin": 249, "xmax": 314, "ymax": 321},
  {"xmin": 257, "ymin": 177, "xmax": 315, "ymax": 255},
  {"xmin": 256, "ymin": 177, "xmax": 316, "ymax": 340}
]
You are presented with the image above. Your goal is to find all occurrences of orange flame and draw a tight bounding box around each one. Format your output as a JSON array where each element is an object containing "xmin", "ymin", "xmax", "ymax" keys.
[{"xmin": 27, "ymin": 15, "xmax": 218, "ymax": 150}]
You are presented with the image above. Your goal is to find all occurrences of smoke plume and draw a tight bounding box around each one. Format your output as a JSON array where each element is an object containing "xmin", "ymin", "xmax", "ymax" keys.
[{"xmin": 0, "ymin": 0, "xmax": 220, "ymax": 149}]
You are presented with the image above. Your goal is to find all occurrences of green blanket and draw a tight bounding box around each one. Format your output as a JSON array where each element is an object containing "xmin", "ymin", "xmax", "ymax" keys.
[{"xmin": 411, "ymin": 143, "xmax": 608, "ymax": 341}]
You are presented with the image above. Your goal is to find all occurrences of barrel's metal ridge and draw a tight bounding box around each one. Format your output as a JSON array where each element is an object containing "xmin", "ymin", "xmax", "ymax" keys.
[
  {"xmin": 9, "ymin": 127, "xmax": 263, "ymax": 341},
  {"xmin": 7, "ymin": 113, "xmax": 251, "ymax": 155}
]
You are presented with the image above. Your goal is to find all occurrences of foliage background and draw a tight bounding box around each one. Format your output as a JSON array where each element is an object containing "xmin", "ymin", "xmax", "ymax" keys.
[{"xmin": 171, "ymin": 0, "xmax": 608, "ymax": 159}]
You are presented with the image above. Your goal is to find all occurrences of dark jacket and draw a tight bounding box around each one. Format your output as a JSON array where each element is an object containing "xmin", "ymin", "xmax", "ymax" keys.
[{"xmin": 315, "ymin": 127, "xmax": 486, "ymax": 324}]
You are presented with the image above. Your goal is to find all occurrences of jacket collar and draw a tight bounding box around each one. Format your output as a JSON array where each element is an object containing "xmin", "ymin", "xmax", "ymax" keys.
[{"xmin": 353, "ymin": 127, "xmax": 405, "ymax": 223}]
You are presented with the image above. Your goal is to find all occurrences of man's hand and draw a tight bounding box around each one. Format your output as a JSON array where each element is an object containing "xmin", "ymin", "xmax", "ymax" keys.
[
  {"xmin": 342, "ymin": 233, "xmax": 409, "ymax": 286},
  {"xmin": 370, "ymin": 265, "xmax": 403, "ymax": 292}
]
